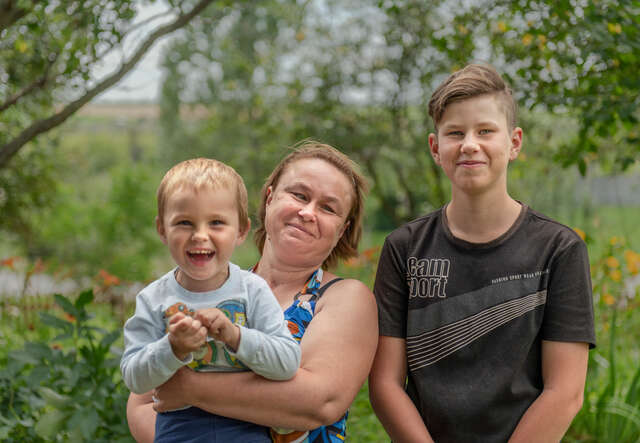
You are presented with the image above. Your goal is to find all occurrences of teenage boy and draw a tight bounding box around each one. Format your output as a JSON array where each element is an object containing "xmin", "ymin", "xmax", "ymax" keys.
[
  {"xmin": 120, "ymin": 158, "xmax": 300, "ymax": 442},
  {"xmin": 369, "ymin": 63, "xmax": 595, "ymax": 442}
]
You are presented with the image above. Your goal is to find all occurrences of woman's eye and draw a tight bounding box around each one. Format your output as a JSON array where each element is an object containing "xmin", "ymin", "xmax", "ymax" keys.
[
  {"xmin": 292, "ymin": 192, "xmax": 307, "ymax": 201},
  {"xmin": 322, "ymin": 205, "xmax": 336, "ymax": 214}
]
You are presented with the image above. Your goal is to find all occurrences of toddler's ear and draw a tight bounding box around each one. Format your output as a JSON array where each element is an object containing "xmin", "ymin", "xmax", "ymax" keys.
[{"xmin": 156, "ymin": 216, "xmax": 168, "ymax": 244}]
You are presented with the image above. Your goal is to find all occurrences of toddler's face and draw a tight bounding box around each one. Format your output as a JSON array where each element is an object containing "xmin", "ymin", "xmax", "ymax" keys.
[{"xmin": 157, "ymin": 185, "xmax": 248, "ymax": 292}]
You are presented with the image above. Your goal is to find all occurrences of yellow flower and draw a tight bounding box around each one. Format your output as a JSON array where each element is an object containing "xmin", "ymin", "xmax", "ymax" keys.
[
  {"xmin": 625, "ymin": 250, "xmax": 640, "ymax": 275},
  {"xmin": 605, "ymin": 256, "xmax": 620, "ymax": 269},
  {"xmin": 522, "ymin": 34, "xmax": 533, "ymax": 45},
  {"xmin": 497, "ymin": 21, "xmax": 507, "ymax": 33},
  {"xmin": 573, "ymin": 227, "xmax": 586, "ymax": 241},
  {"xmin": 602, "ymin": 293, "xmax": 615, "ymax": 306},
  {"xmin": 607, "ymin": 22, "xmax": 622, "ymax": 34},
  {"xmin": 609, "ymin": 269, "xmax": 622, "ymax": 282},
  {"xmin": 610, "ymin": 236, "xmax": 620, "ymax": 245}
]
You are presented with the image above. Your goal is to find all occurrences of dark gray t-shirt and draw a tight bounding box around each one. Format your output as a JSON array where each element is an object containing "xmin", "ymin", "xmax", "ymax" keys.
[{"xmin": 374, "ymin": 204, "xmax": 596, "ymax": 443}]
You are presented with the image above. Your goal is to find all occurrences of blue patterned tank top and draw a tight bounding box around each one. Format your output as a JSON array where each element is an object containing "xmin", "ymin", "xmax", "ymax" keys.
[{"xmin": 253, "ymin": 267, "xmax": 347, "ymax": 443}]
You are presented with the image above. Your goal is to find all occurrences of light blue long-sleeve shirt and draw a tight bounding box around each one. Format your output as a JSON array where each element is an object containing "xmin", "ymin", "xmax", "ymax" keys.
[{"xmin": 120, "ymin": 263, "xmax": 300, "ymax": 394}]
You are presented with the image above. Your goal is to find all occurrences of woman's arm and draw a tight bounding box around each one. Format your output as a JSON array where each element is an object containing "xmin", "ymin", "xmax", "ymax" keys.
[
  {"xmin": 126, "ymin": 391, "xmax": 156, "ymax": 443},
  {"xmin": 153, "ymin": 278, "xmax": 378, "ymax": 430}
]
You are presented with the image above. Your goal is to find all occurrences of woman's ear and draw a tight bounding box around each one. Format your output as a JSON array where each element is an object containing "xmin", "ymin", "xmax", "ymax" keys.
[{"xmin": 265, "ymin": 186, "xmax": 274, "ymax": 205}]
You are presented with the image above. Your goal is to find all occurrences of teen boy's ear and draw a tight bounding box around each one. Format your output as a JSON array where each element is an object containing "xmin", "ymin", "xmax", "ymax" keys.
[
  {"xmin": 428, "ymin": 133, "xmax": 441, "ymax": 166},
  {"xmin": 509, "ymin": 127, "xmax": 524, "ymax": 161}
]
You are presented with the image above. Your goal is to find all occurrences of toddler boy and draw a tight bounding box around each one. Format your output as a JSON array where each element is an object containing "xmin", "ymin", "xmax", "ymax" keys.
[
  {"xmin": 369, "ymin": 63, "xmax": 595, "ymax": 442},
  {"xmin": 121, "ymin": 158, "xmax": 300, "ymax": 442}
]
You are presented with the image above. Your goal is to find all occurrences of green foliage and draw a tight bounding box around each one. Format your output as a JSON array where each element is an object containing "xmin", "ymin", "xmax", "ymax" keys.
[
  {"xmin": 567, "ymin": 238, "xmax": 640, "ymax": 441},
  {"xmin": 487, "ymin": 0, "xmax": 640, "ymax": 173},
  {"xmin": 0, "ymin": 143, "xmax": 61, "ymax": 255},
  {"xmin": 0, "ymin": 290, "xmax": 132, "ymax": 442},
  {"xmin": 0, "ymin": 0, "xmax": 138, "ymax": 144}
]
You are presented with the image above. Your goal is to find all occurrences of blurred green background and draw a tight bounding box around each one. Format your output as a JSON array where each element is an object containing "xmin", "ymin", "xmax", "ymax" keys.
[{"xmin": 1, "ymin": 0, "xmax": 639, "ymax": 441}]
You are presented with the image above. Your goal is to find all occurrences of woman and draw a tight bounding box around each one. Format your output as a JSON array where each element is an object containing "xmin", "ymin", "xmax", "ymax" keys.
[{"xmin": 127, "ymin": 141, "xmax": 378, "ymax": 442}]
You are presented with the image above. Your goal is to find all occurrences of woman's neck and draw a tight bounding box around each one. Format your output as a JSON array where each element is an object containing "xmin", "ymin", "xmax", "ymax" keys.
[{"xmin": 255, "ymin": 247, "xmax": 321, "ymax": 303}]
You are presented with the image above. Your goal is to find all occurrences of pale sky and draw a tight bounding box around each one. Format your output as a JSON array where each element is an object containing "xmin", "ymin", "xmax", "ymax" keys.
[{"xmin": 93, "ymin": 2, "xmax": 172, "ymax": 103}]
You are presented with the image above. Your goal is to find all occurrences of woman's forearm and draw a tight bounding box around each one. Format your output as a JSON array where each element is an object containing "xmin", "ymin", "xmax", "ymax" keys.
[{"xmin": 127, "ymin": 392, "xmax": 156, "ymax": 443}]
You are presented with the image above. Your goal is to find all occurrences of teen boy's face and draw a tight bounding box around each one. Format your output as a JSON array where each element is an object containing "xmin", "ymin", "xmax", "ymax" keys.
[
  {"xmin": 429, "ymin": 94, "xmax": 522, "ymax": 197},
  {"xmin": 156, "ymin": 185, "xmax": 248, "ymax": 293}
]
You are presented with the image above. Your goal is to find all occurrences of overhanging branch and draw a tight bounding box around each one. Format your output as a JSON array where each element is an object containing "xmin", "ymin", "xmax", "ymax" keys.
[{"xmin": 0, "ymin": 0, "xmax": 215, "ymax": 169}]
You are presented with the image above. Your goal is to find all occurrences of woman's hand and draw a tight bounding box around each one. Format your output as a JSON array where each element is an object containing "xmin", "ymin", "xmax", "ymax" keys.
[{"xmin": 152, "ymin": 366, "xmax": 197, "ymax": 413}]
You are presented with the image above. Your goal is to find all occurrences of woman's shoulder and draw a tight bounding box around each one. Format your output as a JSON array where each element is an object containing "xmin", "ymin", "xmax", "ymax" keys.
[{"xmin": 318, "ymin": 273, "xmax": 376, "ymax": 306}]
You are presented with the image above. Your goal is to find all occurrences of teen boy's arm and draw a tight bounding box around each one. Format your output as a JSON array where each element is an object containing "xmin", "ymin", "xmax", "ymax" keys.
[
  {"xmin": 508, "ymin": 340, "xmax": 589, "ymax": 442},
  {"xmin": 369, "ymin": 336, "xmax": 434, "ymax": 442}
]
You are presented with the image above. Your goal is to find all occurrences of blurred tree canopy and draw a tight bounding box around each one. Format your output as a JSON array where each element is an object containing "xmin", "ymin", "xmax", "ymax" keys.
[
  {"xmin": 0, "ymin": 0, "xmax": 220, "ymax": 169},
  {"xmin": 156, "ymin": 0, "xmax": 638, "ymax": 225},
  {"xmin": 0, "ymin": 0, "xmax": 637, "ymax": 277}
]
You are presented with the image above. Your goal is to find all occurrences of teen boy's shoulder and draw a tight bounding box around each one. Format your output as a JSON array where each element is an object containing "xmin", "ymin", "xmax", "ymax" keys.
[
  {"xmin": 523, "ymin": 206, "xmax": 587, "ymax": 246},
  {"xmin": 385, "ymin": 207, "xmax": 445, "ymax": 243}
]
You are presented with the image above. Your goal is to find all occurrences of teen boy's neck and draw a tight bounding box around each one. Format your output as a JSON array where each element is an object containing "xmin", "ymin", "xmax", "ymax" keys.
[{"xmin": 446, "ymin": 194, "xmax": 522, "ymax": 244}]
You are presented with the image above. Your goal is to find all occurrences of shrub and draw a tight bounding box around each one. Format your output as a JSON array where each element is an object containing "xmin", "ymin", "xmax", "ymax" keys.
[{"xmin": 0, "ymin": 290, "xmax": 133, "ymax": 442}]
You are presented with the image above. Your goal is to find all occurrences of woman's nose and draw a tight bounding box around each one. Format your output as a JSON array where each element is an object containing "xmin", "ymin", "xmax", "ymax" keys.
[{"xmin": 298, "ymin": 202, "xmax": 316, "ymax": 221}]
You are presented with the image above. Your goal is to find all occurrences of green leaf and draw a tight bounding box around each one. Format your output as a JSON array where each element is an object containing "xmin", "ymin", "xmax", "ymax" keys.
[
  {"xmin": 68, "ymin": 407, "xmax": 99, "ymax": 439},
  {"xmin": 75, "ymin": 289, "xmax": 94, "ymax": 309},
  {"xmin": 34, "ymin": 408, "xmax": 67, "ymax": 439},
  {"xmin": 40, "ymin": 312, "xmax": 73, "ymax": 332},
  {"xmin": 39, "ymin": 387, "xmax": 71, "ymax": 409},
  {"xmin": 54, "ymin": 294, "xmax": 78, "ymax": 317}
]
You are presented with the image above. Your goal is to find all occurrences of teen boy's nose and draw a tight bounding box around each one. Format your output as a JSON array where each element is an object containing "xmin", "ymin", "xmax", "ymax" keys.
[{"xmin": 460, "ymin": 134, "xmax": 480, "ymax": 153}]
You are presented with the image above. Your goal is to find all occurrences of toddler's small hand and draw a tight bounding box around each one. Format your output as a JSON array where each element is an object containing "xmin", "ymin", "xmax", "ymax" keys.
[
  {"xmin": 195, "ymin": 308, "xmax": 241, "ymax": 351},
  {"xmin": 168, "ymin": 314, "xmax": 207, "ymax": 360}
]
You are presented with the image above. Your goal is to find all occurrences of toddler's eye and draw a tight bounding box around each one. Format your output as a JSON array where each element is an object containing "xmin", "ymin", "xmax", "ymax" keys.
[
  {"xmin": 177, "ymin": 220, "xmax": 192, "ymax": 226},
  {"xmin": 479, "ymin": 129, "xmax": 492, "ymax": 135}
]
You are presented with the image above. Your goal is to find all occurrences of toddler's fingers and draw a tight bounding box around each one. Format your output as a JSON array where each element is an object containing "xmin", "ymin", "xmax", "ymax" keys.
[{"xmin": 168, "ymin": 312, "xmax": 185, "ymax": 325}]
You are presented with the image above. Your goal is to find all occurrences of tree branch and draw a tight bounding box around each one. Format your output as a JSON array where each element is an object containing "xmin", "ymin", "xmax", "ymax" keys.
[
  {"xmin": 0, "ymin": 0, "xmax": 32, "ymax": 33},
  {"xmin": 0, "ymin": 0, "xmax": 215, "ymax": 169}
]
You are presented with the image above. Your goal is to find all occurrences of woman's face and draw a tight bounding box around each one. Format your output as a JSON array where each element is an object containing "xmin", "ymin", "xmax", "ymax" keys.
[{"xmin": 264, "ymin": 158, "xmax": 353, "ymax": 268}]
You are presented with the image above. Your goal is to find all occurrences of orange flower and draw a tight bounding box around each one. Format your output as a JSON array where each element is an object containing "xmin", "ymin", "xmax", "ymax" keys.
[
  {"xmin": 624, "ymin": 250, "xmax": 640, "ymax": 275},
  {"xmin": 605, "ymin": 256, "xmax": 620, "ymax": 269},
  {"xmin": 98, "ymin": 269, "xmax": 121, "ymax": 286},
  {"xmin": 609, "ymin": 269, "xmax": 622, "ymax": 282},
  {"xmin": 602, "ymin": 293, "xmax": 615, "ymax": 306},
  {"xmin": 572, "ymin": 228, "xmax": 586, "ymax": 241},
  {"xmin": 0, "ymin": 256, "xmax": 18, "ymax": 270}
]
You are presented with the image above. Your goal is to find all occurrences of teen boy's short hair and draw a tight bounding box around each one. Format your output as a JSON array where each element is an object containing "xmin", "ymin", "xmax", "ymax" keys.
[
  {"xmin": 254, "ymin": 140, "xmax": 368, "ymax": 270},
  {"xmin": 157, "ymin": 158, "xmax": 250, "ymax": 233},
  {"xmin": 428, "ymin": 63, "xmax": 518, "ymax": 130}
]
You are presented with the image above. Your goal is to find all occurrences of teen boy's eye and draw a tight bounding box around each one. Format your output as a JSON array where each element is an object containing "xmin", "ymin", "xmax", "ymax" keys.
[{"xmin": 447, "ymin": 130, "xmax": 464, "ymax": 137}]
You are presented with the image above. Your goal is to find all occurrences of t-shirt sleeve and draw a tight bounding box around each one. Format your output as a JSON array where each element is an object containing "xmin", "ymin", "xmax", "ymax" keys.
[
  {"xmin": 231, "ymin": 275, "xmax": 301, "ymax": 380},
  {"xmin": 374, "ymin": 233, "xmax": 409, "ymax": 338},
  {"xmin": 542, "ymin": 235, "xmax": 596, "ymax": 348}
]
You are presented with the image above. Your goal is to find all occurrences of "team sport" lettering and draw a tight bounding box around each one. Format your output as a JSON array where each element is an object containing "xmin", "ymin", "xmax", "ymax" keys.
[{"xmin": 406, "ymin": 257, "xmax": 450, "ymax": 299}]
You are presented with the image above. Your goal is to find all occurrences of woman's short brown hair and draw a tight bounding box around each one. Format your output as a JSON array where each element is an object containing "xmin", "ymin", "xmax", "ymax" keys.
[
  {"xmin": 428, "ymin": 63, "xmax": 517, "ymax": 130},
  {"xmin": 254, "ymin": 140, "xmax": 368, "ymax": 270}
]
